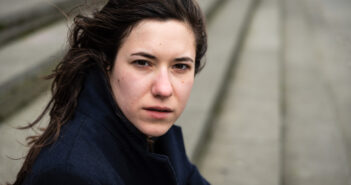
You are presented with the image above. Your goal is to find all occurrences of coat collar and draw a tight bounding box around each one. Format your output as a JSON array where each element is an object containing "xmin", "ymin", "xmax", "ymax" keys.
[
  {"xmin": 76, "ymin": 67, "xmax": 148, "ymax": 149},
  {"xmin": 74, "ymin": 67, "xmax": 194, "ymax": 185}
]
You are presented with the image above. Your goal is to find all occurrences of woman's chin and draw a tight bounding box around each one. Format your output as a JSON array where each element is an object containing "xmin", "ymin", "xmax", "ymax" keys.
[{"xmin": 137, "ymin": 122, "xmax": 173, "ymax": 137}]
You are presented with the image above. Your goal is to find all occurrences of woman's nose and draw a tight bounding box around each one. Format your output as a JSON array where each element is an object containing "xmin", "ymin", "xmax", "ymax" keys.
[{"xmin": 151, "ymin": 69, "xmax": 173, "ymax": 99}]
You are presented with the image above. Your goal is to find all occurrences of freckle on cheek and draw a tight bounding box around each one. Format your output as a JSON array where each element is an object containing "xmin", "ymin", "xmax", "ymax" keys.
[{"xmin": 117, "ymin": 78, "xmax": 123, "ymax": 87}]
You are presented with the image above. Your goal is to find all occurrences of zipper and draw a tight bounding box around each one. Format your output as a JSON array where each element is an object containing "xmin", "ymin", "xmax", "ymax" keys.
[{"xmin": 146, "ymin": 136, "xmax": 155, "ymax": 153}]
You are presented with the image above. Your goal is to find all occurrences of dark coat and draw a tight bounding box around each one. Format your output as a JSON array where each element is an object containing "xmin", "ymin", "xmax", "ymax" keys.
[{"xmin": 22, "ymin": 69, "xmax": 210, "ymax": 185}]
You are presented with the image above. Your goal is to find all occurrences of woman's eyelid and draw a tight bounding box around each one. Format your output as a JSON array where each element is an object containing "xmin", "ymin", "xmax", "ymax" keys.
[
  {"xmin": 173, "ymin": 62, "xmax": 192, "ymax": 70},
  {"xmin": 178, "ymin": 63, "xmax": 190, "ymax": 68},
  {"xmin": 131, "ymin": 58, "xmax": 152, "ymax": 66}
]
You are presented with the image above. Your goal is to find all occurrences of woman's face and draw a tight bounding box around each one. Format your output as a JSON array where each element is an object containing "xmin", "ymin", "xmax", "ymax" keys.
[{"xmin": 110, "ymin": 19, "xmax": 196, "ymax": 137}]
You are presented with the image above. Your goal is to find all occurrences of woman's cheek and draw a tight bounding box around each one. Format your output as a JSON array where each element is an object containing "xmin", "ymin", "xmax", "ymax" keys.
[
  {"xmin": 119, "ymin": 72, "xmax": 149, "ymax": 100},
  {"xmin": 177, "ymin": 77, "xmax": 194, "ymax": 105}
]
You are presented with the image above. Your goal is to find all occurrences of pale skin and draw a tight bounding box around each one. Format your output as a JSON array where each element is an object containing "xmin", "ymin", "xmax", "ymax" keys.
[{"xmin": 109, "ymin": 19, "xmax": 196, "ymax": 137}]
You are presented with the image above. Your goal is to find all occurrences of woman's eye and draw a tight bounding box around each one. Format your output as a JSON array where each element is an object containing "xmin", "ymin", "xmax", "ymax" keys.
[
  {"xmin": 173, "ymin": 63, "xmax": 190, "ymax": 71},
  {"xmin": 133, "ymin": 60, "xmax": 150, "ymax": 67}
]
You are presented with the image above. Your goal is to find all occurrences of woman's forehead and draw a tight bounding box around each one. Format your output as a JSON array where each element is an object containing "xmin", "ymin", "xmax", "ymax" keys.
[{"xmin": 118, "ymin": 19, "xmax": 196, "ymax": 59}]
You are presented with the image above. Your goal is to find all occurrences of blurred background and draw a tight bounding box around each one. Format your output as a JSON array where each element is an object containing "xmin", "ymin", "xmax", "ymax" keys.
[{"xmin": 0, "ymin": 0, "xmax": 351, "ymax": 184}]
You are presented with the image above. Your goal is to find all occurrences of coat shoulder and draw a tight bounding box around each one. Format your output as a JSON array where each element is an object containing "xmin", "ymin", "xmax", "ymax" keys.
[{"xmin": 26, "ymin": 112, "xmax": 123, "ymax": 184}]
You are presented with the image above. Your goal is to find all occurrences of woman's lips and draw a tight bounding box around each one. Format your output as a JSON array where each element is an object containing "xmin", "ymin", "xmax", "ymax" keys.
[{"xmin": 143, "ymin": 106, "xmax": 173, "ymax": 119}]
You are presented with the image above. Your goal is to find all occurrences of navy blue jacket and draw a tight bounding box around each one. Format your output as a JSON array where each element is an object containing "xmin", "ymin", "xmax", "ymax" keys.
[{"xmin": 22, "ymin": 69, "xmax": 210, "ymax": 185}]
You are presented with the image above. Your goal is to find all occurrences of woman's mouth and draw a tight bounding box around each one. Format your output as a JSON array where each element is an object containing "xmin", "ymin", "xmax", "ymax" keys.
[{"xmin": 143, "ymin": 106, "xmax": 173, "ymax": 119}]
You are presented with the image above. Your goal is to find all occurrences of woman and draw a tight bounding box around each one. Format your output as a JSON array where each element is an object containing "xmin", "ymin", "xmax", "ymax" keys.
[{"xmin": 13, "ymin": 0, "xmax": 208, "ymax": 184}]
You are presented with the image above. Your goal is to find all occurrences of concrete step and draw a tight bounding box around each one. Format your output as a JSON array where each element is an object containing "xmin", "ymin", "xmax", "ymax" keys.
[
  {"xmin": 0, "ymin": 92, "xmax": 51, "ymax": 183},
  {"xmin": 0, "ymin": 0, "xmax": 218, "ymax": 47},
  {"xmin": 0, "ymin": 0, "xmax": 104, "ymax": 47},
  {"xmin": 177, "ymin": 0, "xmax": 258, "ymax": 161},
  {"xmin": 309, "ymin": 0, "xmax": 351, "ymax": 171},
  {"xmin": 198, "ymin": 0, "xmax": 224, "ymax": 15},
  {"xmin": 0, "ymin": 0, "xmax": 109, "ymax": 121},
  {"xmin": 198, "ymin": 0, "xmax": 281, "ymax": 184},
  {"xmin": 0, "ymin": 20, "xmax": 68, "ymax": 121},
  {"xmin": 282, "ymin": 0, "xmax": 351, "ymax": 184}
]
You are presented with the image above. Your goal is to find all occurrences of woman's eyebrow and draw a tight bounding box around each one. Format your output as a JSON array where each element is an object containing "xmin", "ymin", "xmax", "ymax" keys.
[
  {"xmin": 174, "ymin": 57, "xmax": 194, "ymax": 63},
  {"xmin": 131, "ymin": 52, "xmax": 193, "ymax": 63},
  {"xmin": 131, "ymin": 52, "xmax": 156, "ymax": 59}
]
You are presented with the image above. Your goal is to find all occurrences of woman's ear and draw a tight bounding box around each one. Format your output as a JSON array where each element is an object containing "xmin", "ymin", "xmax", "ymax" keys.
[{"xmin": 106, "ymin": 65, "xmax": 112, "ymax": 72}]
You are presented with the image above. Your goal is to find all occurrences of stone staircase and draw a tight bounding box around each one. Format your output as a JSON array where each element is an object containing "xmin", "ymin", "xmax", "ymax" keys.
[
  {"xmin": 1, "ymin": 0, "xmax": 351, "ymax": 184},
  {"xmin": 198, "ymin": 0, "xmax": 351, "ymax": 184}
]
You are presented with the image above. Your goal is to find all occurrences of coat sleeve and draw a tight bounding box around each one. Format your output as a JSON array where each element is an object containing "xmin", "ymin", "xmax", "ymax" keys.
[{"xmin": 187, "ymin": 164, "xmax": 211, "ymax": 185}]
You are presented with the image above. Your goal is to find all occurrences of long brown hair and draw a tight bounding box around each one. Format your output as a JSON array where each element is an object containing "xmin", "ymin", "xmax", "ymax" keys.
[{"xmin": 12, "ymin": 0, "xmax": 207, "ymax": 184}]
